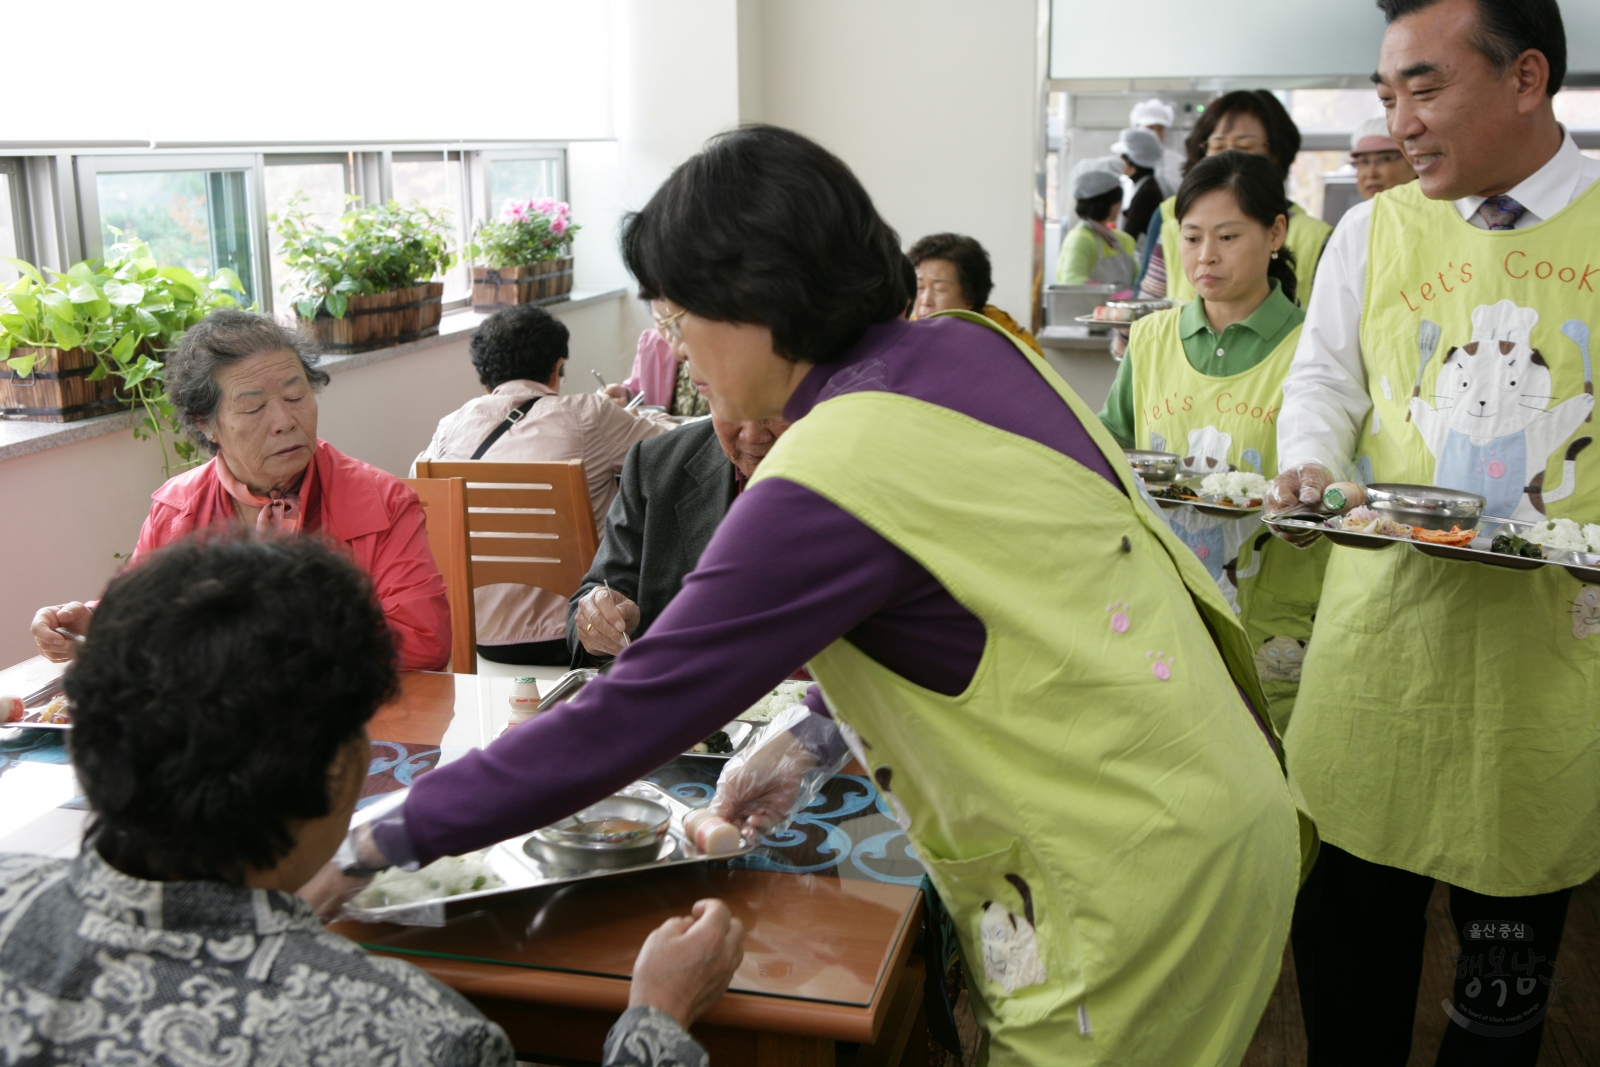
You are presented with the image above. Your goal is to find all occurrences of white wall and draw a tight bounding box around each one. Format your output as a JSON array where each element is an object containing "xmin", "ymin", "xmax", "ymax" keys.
[
  {"xmin": 755, "ymin": 0, "xmax": 1039, "ymax": 320},
  {"xmin": 0, "ymin": 296, "xmax": 630, "ymax": 668},
  {"xmin": 1, "ymin": 1, "xmax": 614, "ymax": 143}
]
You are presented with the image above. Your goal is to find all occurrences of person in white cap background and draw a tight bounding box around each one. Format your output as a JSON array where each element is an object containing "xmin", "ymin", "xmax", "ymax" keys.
[
  {"xmin": 1349, "ymin": 114, "xmax": 1419, "ymax": 199},
  {"xmin": 1130, "ymin": 97, "xmax": 1186, "ymax": 197},
  {"xmin": 1055, "ymin": 163, "xmax": 1138, "ymax": 287},
  {"xmin": 1267, "ymin": 0, "xmax": 1600, "ymax": 1062},
  {"xmin": 1112, "ymin": 126, "xmax": 1167, "ymax": 246}
]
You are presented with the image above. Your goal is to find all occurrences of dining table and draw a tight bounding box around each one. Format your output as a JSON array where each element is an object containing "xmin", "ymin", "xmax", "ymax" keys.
[{"xmin": 0, "ymin": 661, "xmax": 932, "ymax": 1067}]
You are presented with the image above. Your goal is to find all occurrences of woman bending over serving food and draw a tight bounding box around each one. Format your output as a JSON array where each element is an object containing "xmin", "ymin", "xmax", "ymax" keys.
[
  {"xmin": 29, "ymin": 309, "xmax": 451, "ymax": 671},
  {"xmin": 1100, "ymin": 151, "xmax": 1328, "ymax": 728},
  {"xmin": 307, "ymin": 126, "xmax": 1305, "ymax": 1067}
]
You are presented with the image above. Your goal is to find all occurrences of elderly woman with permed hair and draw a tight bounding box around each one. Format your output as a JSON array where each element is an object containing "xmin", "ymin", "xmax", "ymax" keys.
[{"xmin": 29, "ymin": 308, "xmax": 451, "ymax": 671}]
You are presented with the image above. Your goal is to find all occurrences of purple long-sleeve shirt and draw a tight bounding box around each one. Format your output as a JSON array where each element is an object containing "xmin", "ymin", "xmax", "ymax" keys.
[{"xmin": 395, "ymin": 315, "xmax": 1122, "ymax": 864}]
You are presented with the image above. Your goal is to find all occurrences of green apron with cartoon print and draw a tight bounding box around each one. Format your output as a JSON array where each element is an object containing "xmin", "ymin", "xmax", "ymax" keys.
[
  {"xmin": 1128, "ymin": 308, "xmax": 1329, "ymax": 729},
  {"xmin": 1288, "ymin": 179, "xmax": 1600, "ymax": 896},
  {"xmin": 1159, "ymin": 196, "xmax": 1332, "ymax": 307},
  {"xmin": 750, "ymin": 311, "xmax": 1303, "ymax": 1066}
]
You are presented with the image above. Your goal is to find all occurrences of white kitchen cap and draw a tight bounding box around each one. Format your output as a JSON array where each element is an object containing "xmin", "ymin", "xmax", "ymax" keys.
[
  {"xmin": 1129, "ymin": 98, "xmax": 1176, "ymax": 128},
  {"xmin": 1111, "ymin": 127, "xmax": 1165, "ymax": 169}
]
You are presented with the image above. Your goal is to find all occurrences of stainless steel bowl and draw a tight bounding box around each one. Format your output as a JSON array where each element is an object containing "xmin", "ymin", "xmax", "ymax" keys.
[
  {"xmin": 1365, "ymin": 483, "xmax": 1485, "ymax": 531},
  {"xmin": 1125, "ymin": 450, "xmax": 1181, "ymax": 485},
  {"xmin": 525, "ymin": 795, "xmax": 672, "ymax": 870}
]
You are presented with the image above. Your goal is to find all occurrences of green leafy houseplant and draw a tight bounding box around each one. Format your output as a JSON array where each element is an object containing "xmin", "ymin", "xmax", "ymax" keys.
[
  {"xmin": 273, "ymin": 196, "xmax": 460, "ymax": 320},
  {"xmin": 0, "ymin": 235, "xmax": 244, "ymax": 474},
  {"xmin": 474, "ymin": 198, "xmax": 578, "ymax": 269}
]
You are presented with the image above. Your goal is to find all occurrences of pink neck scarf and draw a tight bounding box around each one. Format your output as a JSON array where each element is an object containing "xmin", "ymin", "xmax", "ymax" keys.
[{"xmin": 213, "ymin": 451, "xmax": 308, "ymax": 537}]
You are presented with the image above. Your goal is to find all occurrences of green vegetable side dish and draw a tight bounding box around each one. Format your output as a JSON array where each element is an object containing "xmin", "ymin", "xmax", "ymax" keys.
[
  {"xmin": 0, "ymin": 235, "xmax": 246, "ymax": 475},
  {"xmin": 1490, "ymin": 533, "xmax": 1545, "ymax": 560},
  {"xmin": 272, "ymin": 194, "xmax": 460, "ymax": 321}
]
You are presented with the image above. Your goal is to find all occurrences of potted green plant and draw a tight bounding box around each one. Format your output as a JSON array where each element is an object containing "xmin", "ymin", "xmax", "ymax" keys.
[
  {"xmin": 0, "ymin": 235, "xmax": 244, "ymax": 473},
  {"xmin": 471, "ymin": 198, "xmax": 578, "ymax": 312},
  {"xmin": 273, "ymin": 196, "xmax": 460, "ymax": 353}
]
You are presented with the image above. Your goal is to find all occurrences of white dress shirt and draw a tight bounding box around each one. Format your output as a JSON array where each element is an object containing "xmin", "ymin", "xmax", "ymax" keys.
[{"xmin": 1279, "ymin": 130, "xmax": 1600, "ymax": 473}]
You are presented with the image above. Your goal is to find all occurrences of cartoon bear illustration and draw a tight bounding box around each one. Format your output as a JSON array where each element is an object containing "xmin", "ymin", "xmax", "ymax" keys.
[
  {"xmin": 1181, "ymin": 425, "xmax": 1234, "ymax": 475},
  {"xmin": 1255, "ymin": 636, "xmax": 1307, "ymax": 682},
  {"xmin": 978, "ymin": 874, "xmax": 1048, "ymax": 995},
  {"xmin": 1411, "ymin": 301, "xmax": 1595, "ymax": 523},
  {"xmin": 1168, "ymin": 513, "xmax": 1227, "ymax": 582},
  {"xmin": 1574, "ymin": 587, "xmax": 1600, "ymax": 641}
]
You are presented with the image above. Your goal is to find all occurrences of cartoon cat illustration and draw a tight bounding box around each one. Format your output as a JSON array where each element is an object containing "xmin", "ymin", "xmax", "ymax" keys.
[
  {"xmin": 1411, "ymin": 301, "xmax": 1595, "ymax": 522},
  {"xmin": 1182, "ymin": 425, "xmax": 1234, "ymax": 475},
  {"xmin": 1168, "ymin": 514, "xmax": 1227, "ymax": 582},
  {"xmin": 1574, "ymin": 587, "xmax": 1600, "ymax": 641},
  {"xmin": 979, "ymin": 874, "xmax": 1048, "ymax": 995},
  {"xmin": 1255, "ymin": 636, "xmax": 1307, "ymax": 682}
]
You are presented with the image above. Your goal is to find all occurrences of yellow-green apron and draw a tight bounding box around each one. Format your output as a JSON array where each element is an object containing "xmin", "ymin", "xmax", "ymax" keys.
[
  {"xmin": 751, "ymin": 311, "xmax": 1304, "ymax": 1066},
  {"xmin": 1127, "ymin": 308, "xmax": 1329, "ymax": 728},
  {"xmin": 1159, "ymin": 196, "xmax": 1332, "ymax": 307},
  {"xmin": 1288, "ymin": 179, "xmax": 1600, "ymax": 896},
  {"xmin": 1057, "ymin": 223, "xmax": 1138, "ymax": 287}
]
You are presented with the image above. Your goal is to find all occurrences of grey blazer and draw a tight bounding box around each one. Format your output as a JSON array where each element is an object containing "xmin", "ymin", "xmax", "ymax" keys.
[{"xmin": 565, "ymin": 418, "xmax": 736, "ymax": 664}]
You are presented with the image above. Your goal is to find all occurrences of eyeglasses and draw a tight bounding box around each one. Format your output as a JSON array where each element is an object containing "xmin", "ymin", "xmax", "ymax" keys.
[{"xmin": 652, "ymin": 305, "xmax": 688, "ymax": 341}]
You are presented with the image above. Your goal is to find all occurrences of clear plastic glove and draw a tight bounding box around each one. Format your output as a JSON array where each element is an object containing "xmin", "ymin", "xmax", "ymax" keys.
[
  {"xmin": 31, "ymin": 602, "xmax": 91, "ymax": 663},
  {"xmin": 628, "ymin": 898, "xmax": 746, "ymax": 1030},
  {"xmin": 710, "ymin": 703, "xmax": 849, "ymax": 844},
  {"xmin": 575, "ymin": 586, "xmax": 639, "ymax": 657},
  {"xmin": 1266, "ymin": 464, "xmax": 1336, "ymax": 546},
  {"xmin": 298, "ymin": 821, "xmax": 388, "ymax": 921}
]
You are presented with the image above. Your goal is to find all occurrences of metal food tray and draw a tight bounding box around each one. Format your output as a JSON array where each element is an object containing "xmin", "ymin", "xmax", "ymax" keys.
[
  {"xmin": 3, "ymin": 676, "xmax": 71, "ymax": 731},
  {"xmin": 1073, "ymin": 314, "xmax": 1121, "ymax": 331},
  {"xmin": 682, "ymin": 719, "xmax": 760, "ymax": 762},
  {"xmin": 511, "ymin": 669, "xmax": 764, "ymax": 760},
  {"xmin": 1144, "ymin": 478, "xmax": 1265, "ymax": 517},
  {"xmin": 1264, "ymin": 514, "xmax": 1600, "ymax": 584},
  {"xmin": 341, "ymin": 780, "xmax": 754, "ymax": 927}
]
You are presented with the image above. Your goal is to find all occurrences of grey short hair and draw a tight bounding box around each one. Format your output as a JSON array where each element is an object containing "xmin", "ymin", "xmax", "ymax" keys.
[{"xmin": 166, "ymin": 309, "xmax": 330, "ymax": 456}]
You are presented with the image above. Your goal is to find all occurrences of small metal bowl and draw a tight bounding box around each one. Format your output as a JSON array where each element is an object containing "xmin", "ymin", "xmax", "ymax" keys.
[
  {"xmin": 525, "ymin": 795, "xmax": 672, "ymax": 871},
  {"xmin": 1125, "ymin": 450, "xmax": 1181, "ymax": 485},
  {"xmin": 1365, "ymin": 484, "xmax": 1485, "ymax": 531}
]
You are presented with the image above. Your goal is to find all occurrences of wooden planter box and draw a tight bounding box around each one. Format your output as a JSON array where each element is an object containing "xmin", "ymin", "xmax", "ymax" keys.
[
  {"xmin": 297, "ymin": 282, "xmax": 444, "ymax": 354},
  {"xmin": 0, "ymin": 347, "xmax": 126, "ymax": 423},
  {"xmin": 471, "ymin": 258, "xmax": 574, "ymax": 312}
]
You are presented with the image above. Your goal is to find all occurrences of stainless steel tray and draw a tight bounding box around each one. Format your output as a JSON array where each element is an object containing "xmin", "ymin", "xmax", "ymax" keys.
[
  {"xmin": 1145, "ymin": 477, "xmax": 1264, "ymax": 517},
  {"xmin": 511, "ymin": 669, "xmax": 763, "ymax": 760},
  {"xmin": 341, "ymin": 780, "xmax": 754, "ymax": 926},
  {"xmin": 682, "ymin": 719, "xmax": 759, "ymax": 762},
  {"xmin": 1263, "ymin": 514, "xmax": 1600, "ymax": 582}
]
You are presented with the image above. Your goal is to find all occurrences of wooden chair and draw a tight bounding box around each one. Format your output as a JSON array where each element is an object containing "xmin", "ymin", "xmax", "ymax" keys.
[
  {"xmin": 403, "ymin": 476, "xmax": 477, "ymax": 675},
  {"xmin": 411, "ymin": 459, "xmax": 600, "ymax": 604}
]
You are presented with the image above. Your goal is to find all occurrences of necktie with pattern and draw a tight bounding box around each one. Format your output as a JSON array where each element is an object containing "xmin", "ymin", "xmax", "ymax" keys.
[{"xmin": 1475, "ymin": 194, "xmax": 1527, "ymax": 231}]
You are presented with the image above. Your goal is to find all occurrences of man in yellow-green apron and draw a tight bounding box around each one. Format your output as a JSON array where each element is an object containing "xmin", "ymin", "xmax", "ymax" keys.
[{"xmin": 1267, "ymin": 1, "xmax": 1598, "ymax": 1063}]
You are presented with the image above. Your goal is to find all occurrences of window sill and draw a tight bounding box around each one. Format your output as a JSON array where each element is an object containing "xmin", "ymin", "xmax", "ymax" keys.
[{"xmin": 0, "ymin": 288, "xmax": 628, "ymax": 465}]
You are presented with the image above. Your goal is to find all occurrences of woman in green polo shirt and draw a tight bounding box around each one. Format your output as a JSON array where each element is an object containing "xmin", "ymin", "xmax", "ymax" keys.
[{"xmin": 1100, "ymin": 150, "xmax": 1327, "ymax": 728}]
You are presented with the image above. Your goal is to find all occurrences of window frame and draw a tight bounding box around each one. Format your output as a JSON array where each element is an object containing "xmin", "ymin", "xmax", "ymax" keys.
[
  {"xmin": 471, "ymin": 147, "xmax": 568, "ymax": 225},
  {"xmin": 0, "ymin": 159, "xmax": 35, "ymax": 269},
  {"xmin": 74, "ymin": 151, "xmax": 266, "ymax": 309}
]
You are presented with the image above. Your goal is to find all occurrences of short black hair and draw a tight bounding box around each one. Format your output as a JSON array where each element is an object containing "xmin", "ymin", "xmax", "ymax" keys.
[
  {"xmin": 1074, "ymin": 189, "xmax": 1123, "ymax": 225},
  {"xmin": 469, "ymin": 304, "xmax": 571, "ymax": 389},
  {"xmin": 907, "ymin": 233, "xmax": 994, "ymax": 311},
  {"xmin": 66, "ymin": 536, "xmax": 399, "ymax": 882},
  {"xmin": 1176, "ymin": 151, "xmax": 1301, "ymax": 306},
  {"xmin": 168, "ymin": 309, "xmax": 330, "ymax": 456},
  {"xmin": 1376, "ymin": 0, "xmax": 1566, "ymax": 95},
  {"xmin": 1184, "ymin": 90, "xmax": 1302, "ymax": 183},
  {"xmin": 622, "ymin": 125, "xmax": 911, "ymax": 365}
]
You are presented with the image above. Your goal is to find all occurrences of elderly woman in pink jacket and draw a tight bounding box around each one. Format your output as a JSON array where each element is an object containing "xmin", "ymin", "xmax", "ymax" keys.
[
  {"xmin": 30, "ymin": 310, "xmax": 451, "ymax": 672},
  {"xmin": 598, "ymin": 317, "xmax": 711, "ymax": 417}
]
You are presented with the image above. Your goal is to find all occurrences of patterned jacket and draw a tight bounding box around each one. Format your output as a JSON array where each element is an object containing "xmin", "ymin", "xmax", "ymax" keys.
[{"xmin": 0, "ymin": 851, "xmax": 707, "ymax": 1067}]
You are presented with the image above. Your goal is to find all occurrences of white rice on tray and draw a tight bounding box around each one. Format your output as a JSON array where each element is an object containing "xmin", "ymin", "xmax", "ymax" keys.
[
  {"xmin": 1523, "ymin": 517, "xmax": 1600, "ymax": 555},
  {"xmin": 741, "ymin": 680, "xmax": 812, "ymax": 723},
  {"xmin": 353, "ymin": 852, "xmax": 504, "ymax": 909},
  {"xmin": 1199, "ymin": 471, "xmax": 1271, "ymax": 501}
]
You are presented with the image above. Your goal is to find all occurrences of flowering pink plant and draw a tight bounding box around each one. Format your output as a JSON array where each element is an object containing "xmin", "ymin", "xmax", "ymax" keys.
[{"xmin": 475, "ymin": 199, "xmax": 579, "ymax": 268}]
